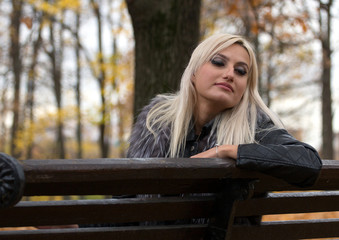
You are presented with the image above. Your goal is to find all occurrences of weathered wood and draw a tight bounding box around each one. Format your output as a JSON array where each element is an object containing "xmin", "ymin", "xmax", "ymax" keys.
[
  {"xmin": 223, "ymin": 160, "xmax": 339, "ymax": 240},
  {"xmin": 23, "ymin": 179, "xmax": 224, "ymax": 196},
  {"xmin": 0, "ymin": 225, "xmax": 207, "ymax": 240},
  {"xmin": 21, "ymin": 159, "xmax": 339, "ymax": 191},
  {"xmin": 228, "ymin": 219, "xmax": 339, "ymax": 240},
  {"xmin": 21, "ymin": 158, "xmax": 235, "ymax": 195},
  {"xmin": 235, "ymin": 191, "xmax": 339, "ymax": 216},
  {"xmin": 1, "ymin": 156, "xmax": 339, "ymax": 240},
  {"xmin": 21, "ymin": 158, "xmax": 236, "ymax": 181},
  {"xmin": 0, "ymin": 196, "xmax": 215, "ymax": 227}
]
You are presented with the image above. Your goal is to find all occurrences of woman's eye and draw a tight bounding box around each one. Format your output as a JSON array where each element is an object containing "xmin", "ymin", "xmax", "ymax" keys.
[
  {"xmin": 210, "ymin": 58, "xmax": 225, "ymax": 67},
  {"xmin": 235, "ymin": 68, "xmax": 247, "ymax": 76}
]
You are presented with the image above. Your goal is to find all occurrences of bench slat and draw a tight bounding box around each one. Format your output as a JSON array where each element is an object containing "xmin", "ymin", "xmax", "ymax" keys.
[
  {"xmin": 0, "ymin": 196, "xmax": 214, "ymax": 227},
  {"xmin": 23, "ymin": 179, "xmax": 222, "ymax": 196},
  {"xmin": 0, "ymin": 225, "xmax": 207, "ymax": 240},
  {"xmin": 228, "ymin": 218, "xmax": 339, "ymax": 240},
  {"xmin": 234, "ymin": 191, "xmax": 339, "ymax": 216},
  {"xmin": 22, "ymin": 158, "xmax": 235, "ymax": 181},
  {"xmin": 21, "ymin": 159, "xmax": 339, "ymax": 194}
]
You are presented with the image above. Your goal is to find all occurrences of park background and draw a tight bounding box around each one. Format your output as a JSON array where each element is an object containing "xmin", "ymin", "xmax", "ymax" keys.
[
  {"xmin": 0, "ymin": 0, "xmax": 339, "ymax": 230},
  {"xmin": 0, "ymin": 0, "xmax": 338, "ymax": 161}
]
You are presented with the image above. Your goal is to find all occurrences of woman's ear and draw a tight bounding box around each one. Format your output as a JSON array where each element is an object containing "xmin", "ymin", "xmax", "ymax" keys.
[{"xmin": 191, "ymin": 73, "xmax": 196, "ymax": 84}]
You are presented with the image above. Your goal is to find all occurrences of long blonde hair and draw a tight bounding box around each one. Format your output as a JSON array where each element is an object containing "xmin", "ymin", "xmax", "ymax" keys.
[{"xmin": 146, "ymin": 33, "xmax": 283, "ymax": 157}]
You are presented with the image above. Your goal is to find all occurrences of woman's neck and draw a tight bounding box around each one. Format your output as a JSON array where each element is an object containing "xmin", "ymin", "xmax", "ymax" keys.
[{"xmin": 193, "ymin": 101, "xmax": 221, "ymax": 134}]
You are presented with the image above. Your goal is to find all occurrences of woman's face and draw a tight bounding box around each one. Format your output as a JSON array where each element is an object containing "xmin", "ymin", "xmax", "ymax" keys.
[{"xmin": 192, "ymin": 44, "xmax": 250, "ymax": 111}]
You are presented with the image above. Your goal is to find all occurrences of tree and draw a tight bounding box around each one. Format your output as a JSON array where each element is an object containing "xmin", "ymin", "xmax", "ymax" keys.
[
  {"xmin": 219, "ymin": 0, "xmax": 314, "ymax": 107},
  {"xmin": 90, "ymin": 0, "xmax": 111, "ymax": 158},
  {"xmin": 318, "ymin": 0, "xmax": 334, "ymax": 159},
  {"xmin": 44, "ymin": 2, "xmax": 66, "ymax": 159},
  {"xmin": 24, "ymin": 10, "xmax": 43, "ymax": 159},
  {"xmin": 107, "ymin": 2, "xmax": 133, "ymax": 158},
  {"xmin": 0, "ymin": 78, "xmax": 10, "ymax": 153},
  {"xmin": 9, "ymin": 0, "xmax": 23, "ymax": 158},
  {"xmin": 126, "ymin": 0, "xmax": 201, "ymax": 117},
  {"xmin": 74, "ymin": 8, "xmax": 83, "ymax": 159},
  {"xmin": 0, "ymin": 0, "xmax": 135, "ymax": 159}
]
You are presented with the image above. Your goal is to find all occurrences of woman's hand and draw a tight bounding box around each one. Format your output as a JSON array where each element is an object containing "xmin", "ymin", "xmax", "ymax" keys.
[{"xmin": 190, "ymin": 144, "xmax": 238, "ymax": 159}]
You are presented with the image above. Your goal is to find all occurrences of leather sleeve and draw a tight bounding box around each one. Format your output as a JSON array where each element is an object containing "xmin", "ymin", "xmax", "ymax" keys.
[{"xmin": 237, "ymin": 128, "xmax": 322, "ymax": 187}]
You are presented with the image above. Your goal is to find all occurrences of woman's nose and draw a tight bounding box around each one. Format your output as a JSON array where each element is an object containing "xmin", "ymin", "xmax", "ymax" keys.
[{"xmin": 222, "ymin": 66, "xmax": 234, "ymax": 81}]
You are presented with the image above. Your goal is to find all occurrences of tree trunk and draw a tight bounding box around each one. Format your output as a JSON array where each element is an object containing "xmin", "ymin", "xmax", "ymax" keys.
[
  {"xmin": 47, "ymin": 10, "xmax": 66, "ymax": 159},
  {"xmin": 10, "ymin": 0, "xmax": 23, "ymax": 158},
  {"xmin": 91, "ymin": 0, "xmax": 110, "ymax": 158},
  {"xmin": 0, "ymin": 79, "xmax": 10, "ymax": 153},
  {"xmin": 240, "ymin": 0, "xmax": 265, "ymax": 104},
  {"xmin": 126, "ymin": 0, "xmax": 201, "ymax": 117},
  {"xmin": 319, "ymin": 0, "xmax": 333, "ymax": 159},
  {"xmin": 25, "ymin": 13, "xmax": 42, "ymax": 159},
  {"xmin": 75, "ymin": 11, "xmax": 83, "ymax": 159}
]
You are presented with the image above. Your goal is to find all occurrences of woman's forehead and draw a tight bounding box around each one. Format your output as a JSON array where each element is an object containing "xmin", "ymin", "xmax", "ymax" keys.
[{"xmin": 207, "ymin": 44, "xmax": 250, "ymax": 68}]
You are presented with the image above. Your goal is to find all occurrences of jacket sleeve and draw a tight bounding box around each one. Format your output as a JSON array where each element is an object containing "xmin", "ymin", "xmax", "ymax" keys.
[{"xmin": 237, "ymin": 127, "xmax": 322, "ymax": 188}]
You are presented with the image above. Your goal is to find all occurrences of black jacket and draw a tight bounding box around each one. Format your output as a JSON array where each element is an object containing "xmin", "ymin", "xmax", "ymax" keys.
[{"xmin": 128, "ymin": 96, "xmax": 322, "ymax": 187}]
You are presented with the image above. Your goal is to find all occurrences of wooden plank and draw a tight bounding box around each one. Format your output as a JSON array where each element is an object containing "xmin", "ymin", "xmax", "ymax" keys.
[
  {"xmin": 21, "ymin": 158, "xmax": 235, "ymax": 196},
  {"xmin": 23, "ymin": 179, "xmax": 223, "ymax": 196},
  {"xmin": 21, "ymin": 158, "xmax": 236, "ymax": 182},
  {"xmin": 20, "ymin": 159, "xmax": 339, "ymax": 194},
  {"xmin": 234, "ymin": 191, "xmax": 339, "ymax": 216},
  {"xmin": 0, "ymin": 225, "xmax": 207, "ymax": 240},
  {"xmin": 0, "ymin": 196, "xmax": 215, "ymax": 227},
  {"xmin": 228, "ymin": 218, "xmax": 339, "ymax": 240}
]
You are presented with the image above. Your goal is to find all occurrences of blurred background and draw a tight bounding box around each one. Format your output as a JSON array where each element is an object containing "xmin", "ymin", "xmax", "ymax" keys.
[{"xmin": 0, "ymin": 0, "xmax": 338, "ymax": 161}]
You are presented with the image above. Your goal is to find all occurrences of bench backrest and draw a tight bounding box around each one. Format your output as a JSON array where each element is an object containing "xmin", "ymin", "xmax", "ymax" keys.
[{"xmin": 1, "ymin": 153, "xmax": 339, "ymax": 240}]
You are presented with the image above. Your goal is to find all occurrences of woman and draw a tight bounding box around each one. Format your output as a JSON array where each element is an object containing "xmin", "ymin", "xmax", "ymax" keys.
[{"xmin": 127, "ymin": 33, "xmax": 322, "ymax": 187}]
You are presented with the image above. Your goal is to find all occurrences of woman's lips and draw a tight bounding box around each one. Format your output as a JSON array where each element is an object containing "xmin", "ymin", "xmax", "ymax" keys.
[{"xmin": 215, "ymin": 82, "xmax": 234, "ymax": 92}]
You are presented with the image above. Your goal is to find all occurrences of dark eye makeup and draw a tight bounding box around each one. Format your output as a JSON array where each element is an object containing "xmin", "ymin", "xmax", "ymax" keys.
[
  {"xmin": 210, "ymin": 58, "xmax": 225, "ymax": 67},
  {"xmin": 235, "ymin": 67, "xmax": 247, "ymax": 76},
  {"xmin": 210, "ymin": 56, "xmax": 248, "ymax": 76}
]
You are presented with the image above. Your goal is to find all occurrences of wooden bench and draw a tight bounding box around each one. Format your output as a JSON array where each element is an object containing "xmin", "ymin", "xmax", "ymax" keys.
[{"xmin": 0, "ymin": 152, "xmax": 339, "ymax": 240}]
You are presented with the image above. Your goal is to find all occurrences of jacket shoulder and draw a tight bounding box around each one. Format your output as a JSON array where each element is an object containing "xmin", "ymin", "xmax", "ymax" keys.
[{"xmin": 127, "ymin": 95, "xmax": 170, "ymax": 158}]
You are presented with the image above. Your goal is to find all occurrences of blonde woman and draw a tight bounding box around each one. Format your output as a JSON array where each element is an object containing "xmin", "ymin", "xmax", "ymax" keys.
[{"xmin": 127, "ymin": 33, "xmax": 322, "ymax": 188}]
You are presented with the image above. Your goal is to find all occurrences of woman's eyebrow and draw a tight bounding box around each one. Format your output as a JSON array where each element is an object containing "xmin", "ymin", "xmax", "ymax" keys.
[
  {"xmin": 215, "ymin": 53, "xmax": 228, "ymax": 60},
  {"xmin": 216, "ymin": 53, "xmax": 249, "ymax": 70}
]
